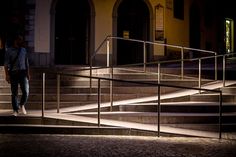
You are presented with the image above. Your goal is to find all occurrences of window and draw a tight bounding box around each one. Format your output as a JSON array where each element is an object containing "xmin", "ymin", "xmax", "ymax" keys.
[
  {"xmin": 225, "ymin": 18, "xmax": 234, "ymax": 53},
  {"xmin": 173, "ymin": 0, "xmax": 184, "ymax": 20}
]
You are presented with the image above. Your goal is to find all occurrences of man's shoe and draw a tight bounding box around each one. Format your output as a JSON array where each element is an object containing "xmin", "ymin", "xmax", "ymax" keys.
[
  {"xmin": 12, "ymin": 111, "xmax": 18, "ymax": 116},
  {"xmin": 20, "ymin": 105, "xmax": 27, "ymax": 115}
]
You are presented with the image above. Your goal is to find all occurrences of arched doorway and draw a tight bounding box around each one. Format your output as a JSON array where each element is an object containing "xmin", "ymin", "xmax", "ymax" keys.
[
  {"xmin": 116, "ymin": 0, "xmax": 150, "ymax": 65},
  {"xmin": 54, "ymin": 0, "xmax": 91, "ymax": 65}
]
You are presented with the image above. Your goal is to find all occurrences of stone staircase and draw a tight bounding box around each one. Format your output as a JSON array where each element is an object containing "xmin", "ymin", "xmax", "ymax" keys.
[
  {"xmin": 67, "ymin": 81, "xmax": 236, "ymax": 132},
  {"xmin": 0, "ymin": 66, "xmax": 210, "ymax": 110},
  {"xmin": 0, "ymin": 65, "xmax": 236, "ymax": 138}
]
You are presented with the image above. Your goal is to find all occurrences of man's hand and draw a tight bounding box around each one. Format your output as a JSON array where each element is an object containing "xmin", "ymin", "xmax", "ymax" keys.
[
  {"xmin": 5, "ymin": 74, "xmax": 10, "ymax": 84},
  {"xmin": 27, "ymin": 70, "xmax": 30, "ymax": 81},
  {"xmin": 27, "ymin": 74, "xmax": 31, "ymax": 81}
]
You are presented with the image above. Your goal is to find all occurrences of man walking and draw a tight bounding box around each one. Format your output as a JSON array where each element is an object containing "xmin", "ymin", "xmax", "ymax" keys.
[{"xmin": 4, "ymin": 34, "xmax": 30, "ymax": 116}]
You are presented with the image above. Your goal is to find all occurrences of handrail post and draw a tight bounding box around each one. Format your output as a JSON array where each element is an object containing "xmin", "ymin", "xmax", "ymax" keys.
[
  {"xmin": 42, "ymin": 73, "xmax": 45, "ymax": 118},
  {"xmin": 199, "ymin": 59, "xmax": 202, "ymax": 93},
  {"xmin": 97, "ymin": 79, "xmax": 101, "ymax": 127},
  {"xmin": 157, "ymin": 85, "xmax": 161, "ymax": 137},
  {"xmin": 181, "ymin": 47, "xmax": 184, "ymax": 80},
  {"xmin": 158, "ymin": 63, "xmax": 161, "ymax": 84},
  {"xmin": 110, "ymin": 67, "xmax": 113, "ymax": 111},
  {"xmin": 111, "ymin": 40, "xmax": 114, "ymax": 111},
  {"xmin": 89, "ymin": 64, "xmax": 92, "ymax": 93},
  {"xmin": 143, "ymin": 41, "xmax": 147, "ymax": 72},
  {"xmin": 215, "ymin": 53, "xmax": 217, "ymax": 80},
  {"xmin": 107, "ymin": 39, "xmax": 110, "ymax": 67},
  {"xmin": 223, "ymin": 55, "xmax": 226, "ymax": 87},
  {"xmin": 219, "ymin": 91, "xmax": 222, "ymax": 139},
  {"xmin": 106, "ymin": 38, "xmax": 112, "ymax": 111},
  {"xmin": 57, "ymin": 74, "xmax": 60, "ymax": 113},
  {"xmin": 90, "ymin": 58, "xmax": 92, "ymax": 93}
]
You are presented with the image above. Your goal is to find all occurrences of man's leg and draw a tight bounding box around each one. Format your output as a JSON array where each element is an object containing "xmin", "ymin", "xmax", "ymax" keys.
[
  {"xmin": 10, "ymin": 76, "xmax": 19, "ymax": 112},
  {"xmin": 19, "ymin": 74, "xmax": 29, "ymax": 108}
]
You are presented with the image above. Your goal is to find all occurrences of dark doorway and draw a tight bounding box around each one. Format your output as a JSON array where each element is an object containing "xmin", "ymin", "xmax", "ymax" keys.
[
  {"xmin": 117, "ymin": 0, "xmax": 150, "ymax": 65},
  {"xmin": 55, "ymin": 0, "xmax": 90, "ymax": 65},
  {"xmin": 189, "ymin": 4, "xmax": 201, "ymax": 50},
  {"xmin": 0, "ymin": 0, "xmax": 26, "ymax": 65}
]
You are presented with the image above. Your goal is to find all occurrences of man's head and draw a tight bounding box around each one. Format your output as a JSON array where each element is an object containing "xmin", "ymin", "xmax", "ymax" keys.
[
  {"xmin": 13, "ymin": 35, "xmax": 24, "ymax": 48},
  {"xmin": 8, "ymin": 34, "xmax": 24, "ymax": 48}
]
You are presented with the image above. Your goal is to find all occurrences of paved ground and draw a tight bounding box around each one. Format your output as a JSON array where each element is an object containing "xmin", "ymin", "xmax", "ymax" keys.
[{"xmin": 0, "ymin": 134, "xmax": 236, "ymax": 157}]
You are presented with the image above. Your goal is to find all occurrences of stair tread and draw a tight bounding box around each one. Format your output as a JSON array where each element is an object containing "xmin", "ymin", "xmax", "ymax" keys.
[
  {"xmin": 69, "ymin": 111, "xmax": 236, "ymax": 116},
  {"xmin": 128, "ymin": 102, "xmax": 236, "ymax": 106}
]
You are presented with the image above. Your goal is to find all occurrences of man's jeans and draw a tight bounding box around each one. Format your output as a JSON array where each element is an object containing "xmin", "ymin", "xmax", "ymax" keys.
[{"xmin": 10, "ymin": 70, "xmax": 29, "ymax": 112}]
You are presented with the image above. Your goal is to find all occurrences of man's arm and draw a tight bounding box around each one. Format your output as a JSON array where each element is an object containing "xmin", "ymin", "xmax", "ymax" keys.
[
  {"xmin": 25, "ymin": 50, "xmax": 30, "ymax": 81},
  {"xmin": 4, "ymin": 49, "xmax": 10, "ymax": 83}
]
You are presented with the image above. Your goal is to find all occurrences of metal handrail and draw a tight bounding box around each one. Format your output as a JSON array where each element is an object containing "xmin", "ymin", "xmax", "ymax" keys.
[
  {"xmin": 107, "ymin": 36, "xmax": 216, "ymax": 54},
  {"xmin": 42, "ymin": 71, "xmax": 223, "ymax": 138},
  {"xmin": 91, "ymin": 35, "xmax": 111, "ymax": 59},
  {"xmin": 89, "ymin": 51, "xmax": 235, "ymax": 88},
  {"xmin": 89, "ymin": 36, "xmax": 218, "ymax": 91},
  {"xmin": 90, "ymin": 36, "xmax": 217, "ymax": 78},
  {"xmin": 90, "ymin": 50, "xmax": 236, "ymax": 88}
]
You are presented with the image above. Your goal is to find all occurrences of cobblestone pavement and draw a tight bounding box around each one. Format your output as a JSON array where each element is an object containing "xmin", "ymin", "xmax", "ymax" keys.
[{"xmin": 0, "ymin": 134, "xmax": 236, "ymax": 157}]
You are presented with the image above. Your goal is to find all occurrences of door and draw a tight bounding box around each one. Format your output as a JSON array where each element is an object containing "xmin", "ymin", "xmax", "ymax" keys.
[
  {"xmin": 55, "ymin": 0, "xmax": 90, "ymax": 65},
  {"xmin": 117, "ymin": 0, "xmax": 150, "ymax": 65}
]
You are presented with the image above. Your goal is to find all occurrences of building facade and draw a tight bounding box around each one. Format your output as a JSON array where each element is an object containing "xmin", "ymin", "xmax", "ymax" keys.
[{"xmin": 0, "ymin": 0, "xmax": 235, "ymax": 67}]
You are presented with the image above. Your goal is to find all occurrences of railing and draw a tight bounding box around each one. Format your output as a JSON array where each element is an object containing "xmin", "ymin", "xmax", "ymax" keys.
[
  {"xmin": 90, "ymin": 36, "xmax": 217, "ymax": 80},
  {"xmin": 150, "ymin": 52, "xmax": 236, "ymax": 88},
  {"xmin": 41, "ymin": 71, "xmax": 223, "ymax": 139},
  {"xmin": 87, "ymin": 36, "xmax": 235, "ymax": 119},
  {"xmin": 89, "ymin": 36, "xmax": 235, "ymax": 89},
  {"xmin": 40, "ymin": 36, "xmax": 234, "ymax": 138},
  {"xmin": 89, "ymin": 36, "xmax": 218, "ymax": 100}
]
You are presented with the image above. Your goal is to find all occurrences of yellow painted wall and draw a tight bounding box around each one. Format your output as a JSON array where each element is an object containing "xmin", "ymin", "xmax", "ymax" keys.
[
  {"xmin": 149, "ymin": 0, "xmax": 165, "ymax": 39},
  {"xmin": 147, "ymin": 0, "xmax": 190, "ymax": 56},
  {"xmin": 165, "ymin": 0, "xmax": 190, "ymax": 47},
  {"xmin": 34, "ymin": 0, "xmax": 190, "ymax": 56},
  {"xmin": 93, "ymin": 0, "xmax": 116, "ymax": 52}
]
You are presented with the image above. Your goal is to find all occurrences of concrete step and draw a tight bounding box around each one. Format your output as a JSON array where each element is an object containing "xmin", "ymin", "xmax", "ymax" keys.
[
  {"xmin": 221, "ymin": 86, "xmax": 236, "ymax": 94},
  {"xmin": 0, "ymin": 101, "xmax": 95, "ymax": 110},
  {"xmin": 0, "ymin": 115, "xmax": 92, "ymax": 126},
  {"xmin": 0, "ymin": 114, "xmax": 134, "ymax": 135},
  {"xmin": 0, "ymin": 78, "xmax": 211, "ymax": 86},
  {"xmin": 99, "ymin": 102, "xmax": 236, "ymax": 113},
  {"xmin": 0, "ymin": 110, "xmax": 235, "ymax": 137},
  {"xmin": 190, "ymin": 93, "xmax": 236, "ymax": 102},
  {"xmin": 162, "ymin": 123, "xmax": 236, "ymax": 132},
  {"xmin": 0, "ymin": 86, "xmax": 193, "ymax": 95},
  {"xmin": 0, "ymin": 124, "xmax": 149, "ymax": 136},
  {"xmin": 0, "ymin": 66, "xmax": 183, "ymax": 79},
  {"xmin": 72, "ymin": 112, "xmax": 236, "ymax": 124},
  {"xmin": 0, "ymin": 93, "xmax": 153, "ymax": 102}
]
